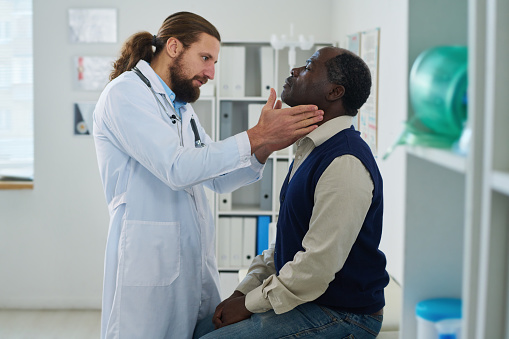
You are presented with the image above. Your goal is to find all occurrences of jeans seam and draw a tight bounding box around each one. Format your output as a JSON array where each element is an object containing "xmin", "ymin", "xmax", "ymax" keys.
[
  {"xmin": 278, "ymin": 320, "xmax": 340, "ymax": 338},
  {"xmin": 277, "ymin": 307, "xmax": 340, "ymax": 338},
  {"xmin": 344, "ymin": 315, "xmax": 379, "ymax": 337}
]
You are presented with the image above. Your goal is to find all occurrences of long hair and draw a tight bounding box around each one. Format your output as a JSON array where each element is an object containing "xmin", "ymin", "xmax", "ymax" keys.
[{"xmin": 109, "ymin": 12, "xmax": 221, "ymax": 81}]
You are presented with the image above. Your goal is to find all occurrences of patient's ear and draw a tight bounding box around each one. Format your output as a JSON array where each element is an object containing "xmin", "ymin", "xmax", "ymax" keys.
[{"xmin": 327, "ymin": 85, "xmax": 345, "ymax": 101}]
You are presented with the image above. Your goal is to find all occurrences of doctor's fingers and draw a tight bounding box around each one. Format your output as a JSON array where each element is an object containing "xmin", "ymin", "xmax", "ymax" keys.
[
  {"xmin": 288, "ymin": 111, "xmax": 324, "ymax": 128},
  {"xmin": 282, "ymin": 104, "xmax": 319, "ymax": 116}
]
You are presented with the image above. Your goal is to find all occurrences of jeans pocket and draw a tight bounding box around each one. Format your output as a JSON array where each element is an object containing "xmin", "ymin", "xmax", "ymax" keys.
[{"xmin": 121, "ymin": 220, "xmax": 181, "ymax": 286}]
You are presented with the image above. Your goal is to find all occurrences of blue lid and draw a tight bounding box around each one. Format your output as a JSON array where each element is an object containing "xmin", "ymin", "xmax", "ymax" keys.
[
  {"xmin": 416, "ymin": 298, "xmax": 462, "ymax": 322},
  {"xmin": 439, "ymin": 335, "xmax": 456, "ymax": 339}
]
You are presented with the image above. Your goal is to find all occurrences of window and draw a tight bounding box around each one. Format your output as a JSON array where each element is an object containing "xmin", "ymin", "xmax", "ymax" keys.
[{"xmin": 0, "ymin": 0, "xmax": 33, "ymax": 182}]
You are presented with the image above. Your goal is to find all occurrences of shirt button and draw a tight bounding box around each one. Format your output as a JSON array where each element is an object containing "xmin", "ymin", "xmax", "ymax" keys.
[{"xmin": 297, "ymin": 155, "xmax": 302, "ymax": 160}]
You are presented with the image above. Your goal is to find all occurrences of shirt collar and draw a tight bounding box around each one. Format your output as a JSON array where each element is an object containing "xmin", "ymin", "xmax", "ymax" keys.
[
  {"xmin": 298, "ymin": 115, "xmax": 354, "ymax": 147},
  {"xmin": 155, "ymin": 73, "xmax": 187, "ymax": 112},
  {"xmin": 133, "ymin": 60, "xmax": 188, "ymax": 113}
]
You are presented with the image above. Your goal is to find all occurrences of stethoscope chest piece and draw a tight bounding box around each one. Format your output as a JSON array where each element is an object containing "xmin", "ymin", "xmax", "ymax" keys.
[{"xmin": 132, "ymin": 67, "xmax": 205, "ymax": 148}]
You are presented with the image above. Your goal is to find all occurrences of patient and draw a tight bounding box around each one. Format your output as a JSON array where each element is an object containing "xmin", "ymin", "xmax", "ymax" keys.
[{"xmin": 194, "ymin": 47, "xmax": 389, "ymax": 339}]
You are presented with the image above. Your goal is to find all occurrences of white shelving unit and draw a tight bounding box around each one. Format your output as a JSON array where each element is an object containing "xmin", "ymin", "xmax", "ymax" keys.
[
  {"xmin": 196, "ymin": 42, "xmax": 329, "ymax": 274},
  {"xmin": 401, "ymin": 0, "xmax": 509, "ymax": 338}
]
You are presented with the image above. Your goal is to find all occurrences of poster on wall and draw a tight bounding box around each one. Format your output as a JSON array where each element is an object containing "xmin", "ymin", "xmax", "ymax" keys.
[
  {"xmin": 69, "ymin": 8, "xmax": 117, "ymax": 43},
  {"xmin": 346, "ymin": 32, "xmax": 362, "ymax": 130},
  {"xmin": 74, "ymin": 102, "xmax": 96, "ymax": 135},
  {"xmin": 73, "ymin": 56, "xmax": 113, "ymax": 91},
  {"xmin": 359, "ymin": 28, "xmax": 380, "ymax": 156},
  {"xmin": 347, "ymin": 32, "xmax": 361, "ymax": 56}
]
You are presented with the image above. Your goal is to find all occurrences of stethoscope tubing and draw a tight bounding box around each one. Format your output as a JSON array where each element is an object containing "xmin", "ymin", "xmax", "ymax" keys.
[{"xmin": 132, "ymin": 67, "xmax": 205, "ymax": 148}]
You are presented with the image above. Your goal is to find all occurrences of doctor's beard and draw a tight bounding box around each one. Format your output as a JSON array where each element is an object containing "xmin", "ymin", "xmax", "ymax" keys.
[{"xmin": 169, "ymin": 53, "xmax": 204, "ymax": 103}]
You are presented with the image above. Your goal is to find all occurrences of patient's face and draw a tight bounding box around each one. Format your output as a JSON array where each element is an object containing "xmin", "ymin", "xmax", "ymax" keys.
[{"xmin": 281, "ymin": 47, "xmax": 340, "ymax": 107}]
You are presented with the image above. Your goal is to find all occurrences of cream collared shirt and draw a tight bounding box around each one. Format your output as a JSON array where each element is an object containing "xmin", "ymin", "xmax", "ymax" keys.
[{"xmin": 236, "ymin": 115, "xmax": 375, "ymax": 314}]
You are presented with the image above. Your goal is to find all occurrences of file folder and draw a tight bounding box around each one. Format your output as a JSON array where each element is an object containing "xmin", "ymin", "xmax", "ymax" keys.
[
  {"xmin": 217, "ymin": 217, "xmax": 231, "ymax": 267},
  {"xmin": 220, "ymin": 46, "xmax": 246, "ymax": 97},
  {"xmin": 260, "ymin": 46, "xmax": 274, "ymax": 98},
  {"xmin": 242, "ymin": 217, "xmax": 257, "ymax": 267},
  {"xmin": 230, "ymin": 217, "xmax": 243, "ymax": 267},
  {"xmin": 219, "ymin": 101, "xmax": 233, "ymax": 140},
  {"xmin": 256, "ymin": 216, "xmax": 271, "ymax": 255},
  {"xmin": 219, "ymin": 272, "xmax": 239, "ymax": 300},
  {"xmin": 248, "ymin": 103, "xmax": 265, "ymax": 129},
  {"xmin": 218, "ymin": 192, "xmax": 232, "ymax": 211},
  {"xmin": 259, "ymin": 159, "xmax": 273, "ymax": 211},
  {"xmin": 268, "ymin": 221, "xmax": 278, "ymax": 247}
]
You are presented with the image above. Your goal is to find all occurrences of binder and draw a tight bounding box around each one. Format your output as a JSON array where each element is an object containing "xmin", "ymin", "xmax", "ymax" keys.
[
  {"xmin": 219, "ymin": 101, "xmax": 233, "ymax": 140},
  {"xmin": 219, "ymin": 272, "xmax": 239, "ymax": 300},
  {"xmin": 220, "ymin": 46, "xmax": 246, "ymax": 97},
  {"xmin": 218, "ymin": 192, "xmax": 232, "ymax": 211},
  {"xmin": 230, "ymin": 217, "xmax": 243, "ymax": 267},
  {"xmin": 242, "ymin": 217, "xmax": 257, "ymax": 267},
  {"xmin": 275, "ymin": 160, "xmax": 289, "ymax": 211},
  {"xmin": 247, "ymin": 103, "xmax": 265, "ymax": 129},
  {"xmin": 259, "ymin": 159, "xmax": 273, "ymax": 211},
  {"xmin": 217, "ymin": 217, "xmax": 231, "ymax": 268},
  {"xmin": 260, "ymin": 46, "xmax": 274, "ymax": 98},
  {"xmin": 200, "ymin": 79, "xmax": 215, "ymax": 96},
  {"xmin": 268, "ymin": 221, "xmax": 278, "ymax": 247},
  {"xmin": 256, "ymin": 216, "xmax": 271, "ymax": 255}
]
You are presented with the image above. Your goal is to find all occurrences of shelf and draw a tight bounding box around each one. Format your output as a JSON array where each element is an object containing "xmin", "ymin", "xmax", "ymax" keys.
[
  {"xmin": 218, "ymin": 97, "xmax": 267, "ymax": 102},
  {"xmin": 406, "ymin": 146, "xmax": 466, "ymax": 174},
  {"xmin": 217, "ymin": 209, "xmax": 272, "ymax": 216},
  {"xmin": 491, "ymin": 170, "xmax": 509, "ymax": 196}
]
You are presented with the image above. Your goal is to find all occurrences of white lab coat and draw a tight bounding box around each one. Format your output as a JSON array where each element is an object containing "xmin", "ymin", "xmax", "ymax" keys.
[{"xmin": 93, "ymin": 60, "xmax": 264, "ymax": 339}]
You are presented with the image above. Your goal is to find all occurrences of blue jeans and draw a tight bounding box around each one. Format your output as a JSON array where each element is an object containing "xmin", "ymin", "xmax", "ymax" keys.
[{"xmin": 193, "ymin": 302, "xmax": 383, "ymax": 339}]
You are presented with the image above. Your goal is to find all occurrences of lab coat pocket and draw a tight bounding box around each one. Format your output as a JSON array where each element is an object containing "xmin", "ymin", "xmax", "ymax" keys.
[{"xmin": 121, "ymin": 220, "xmax": 180, "ymax": 286}]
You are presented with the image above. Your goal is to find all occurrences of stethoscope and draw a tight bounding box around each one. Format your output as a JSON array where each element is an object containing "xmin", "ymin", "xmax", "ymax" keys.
[{"xmin": 132, "ymin": 67, "xmax": 205, "ymax": 148}]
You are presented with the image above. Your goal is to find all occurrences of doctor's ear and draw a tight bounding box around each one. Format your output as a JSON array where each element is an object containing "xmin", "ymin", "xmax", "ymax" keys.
[
  {"xmin": 327, "ymin": 85, "xmax": 345, "ymax": 102},
  {"xmin": 166, "ymin": 37, "xmax": 183, "ymax": 58}
]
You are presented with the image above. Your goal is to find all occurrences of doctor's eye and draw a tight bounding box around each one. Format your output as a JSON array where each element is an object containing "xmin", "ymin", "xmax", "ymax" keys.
[{"xmin": 202, "ymin": 56, "xmax": 210, "ymax": 61}]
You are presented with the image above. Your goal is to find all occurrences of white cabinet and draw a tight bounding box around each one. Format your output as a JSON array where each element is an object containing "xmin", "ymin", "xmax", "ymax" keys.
[{"xmin": 401, "ymin": 0, "xmax": 509, "ymax": 338}]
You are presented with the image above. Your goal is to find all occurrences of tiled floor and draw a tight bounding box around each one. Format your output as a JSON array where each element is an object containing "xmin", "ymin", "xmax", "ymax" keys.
[{"xmin": 0, "ymin": 309, "xmax": 101, "ymax": 339}]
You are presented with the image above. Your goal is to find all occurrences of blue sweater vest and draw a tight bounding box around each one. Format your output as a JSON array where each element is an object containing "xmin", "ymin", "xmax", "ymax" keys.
[{"xmin": 275, "ymin": 126, "xmax": 389, "ymax": 314}]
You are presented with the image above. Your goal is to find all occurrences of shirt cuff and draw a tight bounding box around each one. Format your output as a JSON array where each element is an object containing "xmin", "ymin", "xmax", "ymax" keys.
[
  {"xmin": 250, "ymin": 154, "xmax": 265, "ymax": 172},
  {"xmin": 236, "ymin": 275, "xmax": 263, "ymax": 295},
  {"xmin": 245, "ymin": 284, "xmax": 273, "ymax": 313},
  {"xmin": 234, "ymin": 131, "xmax": 251, "ymax": 166}
]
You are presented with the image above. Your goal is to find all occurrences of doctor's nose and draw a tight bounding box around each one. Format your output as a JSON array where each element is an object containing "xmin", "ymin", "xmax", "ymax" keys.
[{"xmin": 204, "ymin": 65, "xmax": 215, "ymax": 80}]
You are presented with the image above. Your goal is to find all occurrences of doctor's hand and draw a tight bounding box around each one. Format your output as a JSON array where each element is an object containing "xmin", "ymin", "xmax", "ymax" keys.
[
  {"xmin": 212, "ymin": 293, "xmax": 252, "ymax": 329},
  {"xmin": 247, "ymin": 88, "xmax": 323, "ymax": 156}
]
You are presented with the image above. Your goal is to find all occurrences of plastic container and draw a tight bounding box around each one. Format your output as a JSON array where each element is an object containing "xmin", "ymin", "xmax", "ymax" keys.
[
  {"xmin": 409, "ymin": 46, "xmax": 468, "ymax": 138},
  {"xmin": 416, "ymin": 298, "xmax": 462, "ymax": 339},
  {"xmin": 436, "ymin": 318, "xmax": 462, "ymax": 339}
]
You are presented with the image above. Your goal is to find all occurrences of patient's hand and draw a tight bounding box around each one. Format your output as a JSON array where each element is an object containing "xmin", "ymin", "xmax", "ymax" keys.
[{"xmin": 212, "ymin": 293, "xmax": 253, "ymax": 329}]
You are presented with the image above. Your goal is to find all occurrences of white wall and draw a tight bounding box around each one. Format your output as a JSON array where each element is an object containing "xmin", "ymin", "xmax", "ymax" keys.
[
  {"xmin": 0, "ymin": 0, "xmax": 332, "ymax": 309},
  {"xmin": 330, "ymin": 0, "xmax": 408, "ymax": 284}
]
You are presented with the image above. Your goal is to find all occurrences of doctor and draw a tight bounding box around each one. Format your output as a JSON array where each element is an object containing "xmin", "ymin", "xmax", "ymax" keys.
[{"xmin": 93, "ymin": 11, "xmax": 323, "ymax": 339}]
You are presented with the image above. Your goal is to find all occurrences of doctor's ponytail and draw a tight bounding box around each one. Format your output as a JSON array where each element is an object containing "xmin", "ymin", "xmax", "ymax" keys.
[
  {"xmin": 109, "ymin": 12, "xmax": 220, "ymax": 81},
  {"xmin": 109, "ymin": 32, "xmax": 154, "ymax": 81}
]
